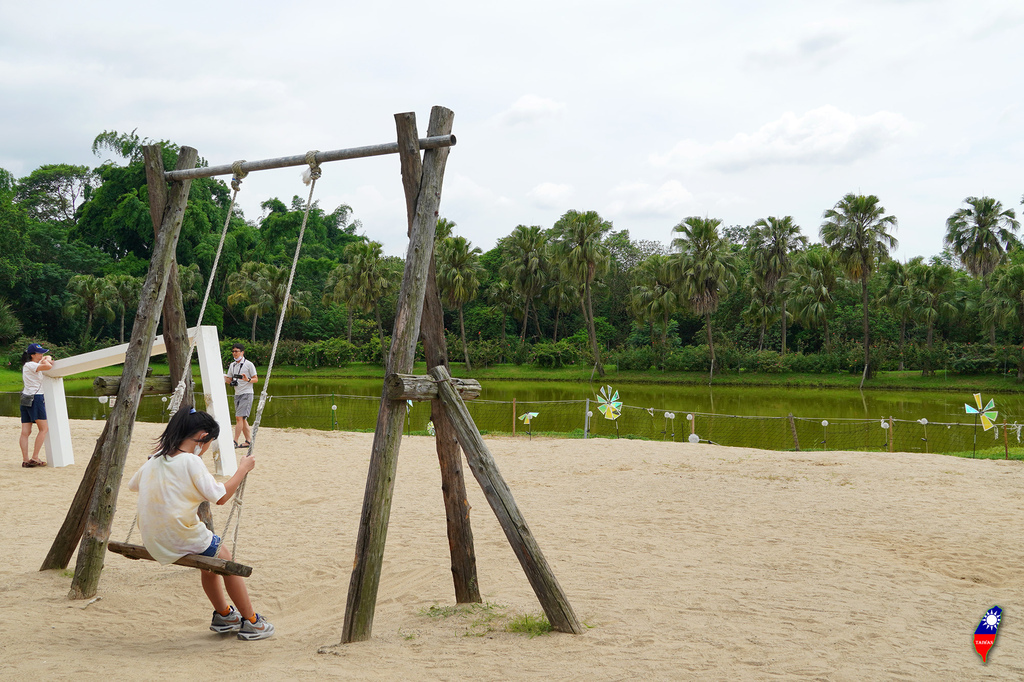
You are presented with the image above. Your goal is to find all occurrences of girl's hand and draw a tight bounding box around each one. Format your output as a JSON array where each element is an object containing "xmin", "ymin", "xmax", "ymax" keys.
[{"xmin": 238, "ymin": 453, "xmax": 256, "ymax": 474}]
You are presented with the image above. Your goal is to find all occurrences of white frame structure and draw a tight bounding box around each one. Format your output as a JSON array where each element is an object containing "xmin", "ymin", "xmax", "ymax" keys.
[{"xmin": 40, "ymin": 325, "xmax": 236, "ymax": 475}]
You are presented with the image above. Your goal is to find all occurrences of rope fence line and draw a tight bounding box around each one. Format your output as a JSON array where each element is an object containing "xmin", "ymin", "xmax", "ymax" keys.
[{"xmin": 8, "ymin": 392, "xmax": 1022, "ymax": 458}]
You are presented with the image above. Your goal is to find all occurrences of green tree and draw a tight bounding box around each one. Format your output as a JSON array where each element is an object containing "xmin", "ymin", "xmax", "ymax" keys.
[
  {"xmin": 877, "ymin": 259, "xmax": 915, "ymax": 370},
  {"xmin": 909, "ymin": 259, "xmax": 957, "ymax": 374},
  {"xmin": 341, "ymin": 240, "xmax": 393, "ymax": 363},
  {"xmin": 944, "ymin": 196, "xmax": 1020, "ymax": 342},
  {"xmin": 672, "ymin": 216, "xmax": 738, "ymax": 380},
  {"xmin": 820, "ymin": 193, "xmax": 898, "ymax": 383},
  {"xmin": 747, "ymin": 216, "xmax": 806, "ymax": 355},
  {"xmin": 551, "ymin": 210, "xmax": 612, "ymax": 376},
  {"xmin": 64, "ymin": 274, "xmax": 117, "ymax": 342},
  {"xmin": 990, "ymin": 263, "xmax": 1024, "ymax": 381},
  {"xmin": 227, "ymin": 262, "xmax": 274, "ymax": 342},
  {"xmin": 784, "ymin": 247, "xmax": 842, "ymax": 353},
  {"xmin": 437, "ymin": 236, "xmax": 484, "ymax": 370},
  {"xmin": 544, "ymin": 255, "xmax": 582, "ymax": 344},
  {"xmin": 501, "ymin": 225, "xmax": 548, "ymax": 343},
  {"xmin": 630, "ymin": 254, "xmax": 679, "ymax": 352},
  {"xmin": 107, "ymin": 273, "xmax": 142, "ymax": 343},
  {"xmin": 15, "ymin": 164, "xmax": 97, "ymax": 226}
]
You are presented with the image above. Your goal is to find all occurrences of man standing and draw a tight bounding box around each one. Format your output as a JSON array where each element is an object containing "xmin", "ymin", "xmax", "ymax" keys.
[{"xmin": 224, "ymin": 343, "xmax": 258, "ymax": 448}]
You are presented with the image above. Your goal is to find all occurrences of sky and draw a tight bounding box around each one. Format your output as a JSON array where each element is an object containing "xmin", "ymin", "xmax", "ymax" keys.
[{"xmin": 1, "ymin": 0, "xmax": 1022, "ymax": 260}]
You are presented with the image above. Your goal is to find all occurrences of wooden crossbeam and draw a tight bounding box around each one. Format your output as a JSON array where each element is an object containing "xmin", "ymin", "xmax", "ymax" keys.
[
  {"xmin": 385, "ymin": 373, "xmax": 481, "ymax": 401},
  {"xmin": 107, "ymin": 542, "xmax": 252, "ymax": 577}
]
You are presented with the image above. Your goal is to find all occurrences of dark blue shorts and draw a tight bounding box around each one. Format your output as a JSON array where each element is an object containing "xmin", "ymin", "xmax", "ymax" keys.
[
  {"xmin": 199, "ymin": 534, "xmax": 222, "ymax": 557},
  {"xmin": 20, "ymin": 394, "xmax": 46, "ymax": 423}
]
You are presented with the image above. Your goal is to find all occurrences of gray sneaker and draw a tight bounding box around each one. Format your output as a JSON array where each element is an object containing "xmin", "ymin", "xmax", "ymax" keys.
[
  {"xmin": 210, "ymin": 605, "xmax": 243, "ymax": 633},
  {"xmin": 237, "ymin": 613, "xmax": 275, "ymax": 641}
]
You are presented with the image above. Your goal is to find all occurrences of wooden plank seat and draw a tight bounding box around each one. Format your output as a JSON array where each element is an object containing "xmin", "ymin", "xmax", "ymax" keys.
[{"xmin": 107, "ymin": 541, "xmax": 252, "ymax": 577}]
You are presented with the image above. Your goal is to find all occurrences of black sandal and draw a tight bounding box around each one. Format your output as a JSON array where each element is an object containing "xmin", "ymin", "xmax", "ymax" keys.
[{"xmin": 22, "ymin": 461, "xmax": 36, "ymax": 468}]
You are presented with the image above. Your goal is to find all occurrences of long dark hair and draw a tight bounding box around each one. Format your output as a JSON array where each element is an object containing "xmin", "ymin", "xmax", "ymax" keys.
[
  {"xmin": 20, "ymin": 351, "xmax": 32, "ymax": 366},
  {"xmin": 154, "ymin": 409, "xmax": 220, "ymax": 458}
]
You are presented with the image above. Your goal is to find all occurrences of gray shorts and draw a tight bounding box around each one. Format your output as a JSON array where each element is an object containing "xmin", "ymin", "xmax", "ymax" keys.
[{"xmin": 234, "ymin": 393, "xmax": 253, "ymax": 419}]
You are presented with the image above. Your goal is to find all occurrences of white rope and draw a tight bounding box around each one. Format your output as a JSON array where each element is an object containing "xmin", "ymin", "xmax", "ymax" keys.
[{"xmin": 225, "ymin": 152, "xmax": 321, "ymax": 559}]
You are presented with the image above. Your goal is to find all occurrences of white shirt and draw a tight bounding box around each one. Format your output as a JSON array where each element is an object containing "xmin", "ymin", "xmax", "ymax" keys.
[
  {"xmin": 127, "ymin": 451, "xmax": 227, "ymax": 565},
  {"xmin": 22, "ymin": 361, "xmax": 42, "ymax": 395},
  {"xmin": 227, "ymin": 357, "xmax": 257, "ymax": 396}
]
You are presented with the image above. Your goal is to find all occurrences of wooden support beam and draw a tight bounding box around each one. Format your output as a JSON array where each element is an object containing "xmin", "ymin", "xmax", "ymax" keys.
[
  {"xmin": 68, "ymin": 146, "xmax": 198, "ymax": 600},
  {"xmin": 342, "ymin": 107, "xmax": 456, "ymax": 642},
  {"xmin": 107, "ymin": 541, "xmax": 251, "ymax": 577},
  {"xmin": 429, "ymin": 365, "xmax": 583, "ymax": 634},
  {"xmin": 93, "ymin": 375, "xmax": 173, "ymax": 396},
  {"xmin": 385, "ymin": 373, "xmax": 481, "ymax": 402},
  {"xmin": 144, "ymin": 145, "xmax": 194, "ymax": 410},
  {"xmin": 396, "ymin": 111, "xmax": 481, "ymax": 606}
]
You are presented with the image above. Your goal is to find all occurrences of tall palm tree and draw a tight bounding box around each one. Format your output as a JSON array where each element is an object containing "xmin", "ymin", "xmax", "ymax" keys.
[
  {"xmin": 342, "ymin": 240, "xmax": 393, "ymax": 363},
  {"xmin": 944, "ymin": 196, "xmax": 1021, "ymax": 342},
  {"xmin": 106, "ymin": 273, "xmax": 142, "ymax": 343},
  {"xmin": 501, "ymin": 225, "xmax": 548, "ymax": 344},
  {"xmin": 551, "ymin": 210, "xmax": 612, "ymax": 376},
  {"xmin": 485, "ymin": 278, "xmax": 520, "ymax": 361},
  {"xmin": 820, "ymin": 193, "xmax": 898, "ymax": 385},
  {"xmin": 323, "ymin": 263, "xmax": 355, "ymax": 342},
  {"xmin": 227, "ymin": 262, "xmax": 273, "ymax": 342},
  {"xmin": 877, "ymin": 259, "xmax": 916, "ymax": 370},
  {"xmin": 544, "ymin": 254, "xmax": 582, "ymax": 344},
  {"xmin": 741, "ymin": 277, "xmax": 778, "ymax": 352},
  {"xmin": 784, "ymin": 247, "xmax": 842, "ymax": 353},
  {"xmin": 436, "ymin": 235, "xmax": 484, "ymax": 370},
  {"xmin": 747, "ymin": 216, "xmax": 806, "ymax": 355},
  {"xmin": 630, "ymin": 254, "xmax": 679, "ymax": 352},
  {"xmin": 909, "ymin": 259, "xmax": 957, "ymax": 375},
  {"xmin": 671, "ymin": 216, "xmax": 738, "ymax": 380},
  {"xmin": 64, "ymin": 274, "xmax": 117, "ymax": 342},
  {"xmin": 260, "ymin": 263, "xmax": 312, "ymax": 326}
]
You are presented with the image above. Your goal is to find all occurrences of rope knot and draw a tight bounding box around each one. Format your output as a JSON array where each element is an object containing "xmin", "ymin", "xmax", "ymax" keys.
[
  {"xmin": 303, "ymin": 150, "xmax": 322, "ymax": 185},
  {"xmin": 230, "ymin": 160, "xmax": 248, "ymax": 191}
]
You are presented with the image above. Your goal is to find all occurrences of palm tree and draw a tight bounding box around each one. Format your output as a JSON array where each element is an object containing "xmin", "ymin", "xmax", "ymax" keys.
[
  {"xmin": 436, "ymin": 235, "xmax": 484, "ymax": 370},
  {"xmin": 741, "ymin": 277, "xmax": 778, "ymax": 352},
  {"xmin": 260, "ymin": 263, "xmax": 312, "ymax": 326},
  {"xmin": 785, "ymin": 247, "xmax": 842, "ymax": 353},
  {"xmin": 747, "ymin": 216, "xmax": 806, "ymax": 355},
  {"xmin": 551, "ymin": 210, "xmax": 612, "ymax": 376},
  {"xmin": 820, "ymin": 193, "xmax": 898, "ymax": 385},
  {"xmin": 909, "ymin": 259, "xmax": 957, "ymax": 375},
  {"xmin": 945, "ymin": 196, "xmax": 1021, "ymax": 342},
  {"xmin": 323, "ymin": 263, "xmax": 355, "ymax": 342},
  {"xmin": 106, "ymin": 274, "xmax": 142, "ymax": 343},
  {"xmin": 64, "ymin": 274, "xmax": 117, "ymax": 342},
  {"xmin": 485, "ymin": 278, "xmax": 520, "ymax": 361},
  {"xmin": 544, "ymin": 254, "xmax": 582, "ymax": 344},
  {"xmin": 341, "ymin": 240, "xmax": 393, "ymax": 363},
  {"xmin": 630, "ymin": 254, "xmax": 679, "ymax": 352},
  {"xmin": 227, "ymin": 262, "xmax": 273, "ymax": 342},
  {"xmin": 671, "ymin": 216, "xmax": 738, "ymax": 380},
  {"xmin": 501, "ymin": 225, "xmax": 548, "ymax": 344},
  {"xmin": 877, "ymin": 259, "xmax": 916, "ymax": 370}
]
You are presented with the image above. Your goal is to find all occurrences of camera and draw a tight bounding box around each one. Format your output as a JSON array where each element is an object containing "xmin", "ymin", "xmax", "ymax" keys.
[{"xmin": 231, "ymin": 373, "xmax": 243, "ymax": 387}]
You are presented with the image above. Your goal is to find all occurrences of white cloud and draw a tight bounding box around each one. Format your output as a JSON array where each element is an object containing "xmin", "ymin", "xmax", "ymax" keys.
[
  {"xmin": 652, "ymin": 106, "xmax": 912, "ymax": 172},
  {"xmin": 605, "ymin": 180, "xmax": 693, "ymax": 218},
  {"xmin": 492, "ymin": 94, "xmax": 566, "ymax": 127},
  {"xmin": 527, "ymin": 182, "xmax": 572, "ymax": 209},
  {"xmin": 744, "ymin": 20, "xmax": 852, "ymax": 69}
]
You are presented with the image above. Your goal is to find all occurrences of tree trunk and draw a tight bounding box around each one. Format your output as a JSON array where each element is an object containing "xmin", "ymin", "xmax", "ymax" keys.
[
  {"xmin": 250, "ymin": 314, "xmax": 257, "ymax": 343},
  {"xmin": 532, "ymin": 302, "xmax": 543, "ymax": 341},
  {"xmin": 519, "ymin": 299, "xmax": 530, "ymax": 344},
  {"xmin": 585, "ymin": 281, "xmax": 604, "ymax": 376},
  {"xmin": 552, "ymin": 308, "xmax": 560, "ymax": 343},
  {"xmin": 898, "ymin": 317, "xmax": 906, "ymax": 371},
  {"xmin": 120, "ymin": 313, "xmax": 125, "ymax": 344},
  {"xmin": 375, "ymin": 307, "xmax": 386, "ymax": 366},
  {"xmin": 458, "ymin": 306, "xmax": 471, "ymax": 371},
  {"xmin": 757, "ymin": 323, "xmax": 765, "ymax": 351},
  {"xmin": 824, "ymin": 318, "xmax": 832, "ymax": 354},
  {"xmin": 347, "ymin": 308, "xmax": 353, "ymax": 343},
  {"xmin": 706, "ymin": 311, "xmax": 715, "ymax": 383},
  {"xmin": 861, "ymin": 275, "xmax": 871, "ymax": 382},
  {"xmin": 781, "ymin": 300, "xmax": 787, "ymax": 356}
]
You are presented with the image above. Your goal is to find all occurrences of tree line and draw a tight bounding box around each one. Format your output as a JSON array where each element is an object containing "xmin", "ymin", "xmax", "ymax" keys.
[{"xmin": 2, "ymin": 132, "xmax": 1023, "ymax": 382}]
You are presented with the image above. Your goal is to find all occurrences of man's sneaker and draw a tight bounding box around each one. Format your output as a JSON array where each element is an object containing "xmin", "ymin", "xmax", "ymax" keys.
[
  {"xmin": 210, "ymin": 605, "xmax": 243, "ymax": 633},
  {"xmin": 237, "ymin": 613, "xmax": 275, "ymax": 641}
]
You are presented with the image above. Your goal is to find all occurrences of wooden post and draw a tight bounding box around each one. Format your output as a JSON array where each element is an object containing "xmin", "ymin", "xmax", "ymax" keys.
[
  {"xmin": 143, "ymin": 145, "xmax": 194, "ymax": 409},
  {"xmin": 788, "ymin": 413, "xmax": 800, "ymax": 451},
  {"xmin": 1004, "ymin": 418, "xmax": 1009, "ymax": 460},
  {"xmin": 889, "ymin": 416, "xmax": 894, "ymax": 453},
  {"xmin": 395, "ymin": 109, "xmax": 480, "ymax": 606},
  {"xmin": 430, "ymin": 366, "xmax": 583, "ymax": 634},
  {"xmin": 68, "ymin": 147, "xmax": 198, "ymax": 600},
  {"xmin": 342, "ymin": 107, "xmax": 455, "ymax": 642}
]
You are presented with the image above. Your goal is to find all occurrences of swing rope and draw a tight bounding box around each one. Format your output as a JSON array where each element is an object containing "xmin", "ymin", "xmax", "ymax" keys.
[
  {"xmin": 124, "ymin": 163, "xmax": 248, "ymax": 546},
  {"xmin": 222, "ymin": 151, "xmax": 322, "ymax": 559}
]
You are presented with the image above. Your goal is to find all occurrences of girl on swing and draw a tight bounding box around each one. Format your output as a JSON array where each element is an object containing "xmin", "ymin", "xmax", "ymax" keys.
[{"xmin": 128, "ymin": 408, "xmax": 275, "ymax": 640}]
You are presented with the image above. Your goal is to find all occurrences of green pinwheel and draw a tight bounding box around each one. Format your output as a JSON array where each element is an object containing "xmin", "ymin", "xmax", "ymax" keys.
[
  {"xmin": 965, "ymin": 393, "xmax": 998, "ymax": 431},
  {"xmin": 597, "ymin": 385, "xmax": 622, "ymax": 420}
]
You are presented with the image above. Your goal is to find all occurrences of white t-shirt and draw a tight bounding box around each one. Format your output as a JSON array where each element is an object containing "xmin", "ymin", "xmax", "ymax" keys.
[
  {"xmin": 23, "ymin": 361, "xmax": 42, "ymax": 395},
  {"xmin": 227, "ymin": 357, "xmax": 257, "ymax": 396},
  {"xmin": 127, "ymin": 452, "xmax": 227, "ymax": 565}
]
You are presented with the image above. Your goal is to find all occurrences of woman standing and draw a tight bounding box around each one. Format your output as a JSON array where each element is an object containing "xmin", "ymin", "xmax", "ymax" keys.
[{"xmin": 20, "ymin": 343, "xmax": 53, "ymax": 468}]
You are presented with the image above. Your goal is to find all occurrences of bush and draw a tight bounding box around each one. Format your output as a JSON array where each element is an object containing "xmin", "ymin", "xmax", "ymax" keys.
[
  {"xmin": 663, "ymin": 345, "xmax": 712, "ymax": 371},
  {"xmin": 531, "ymin": 341, "xmax": 580, "ymax": 369},
  {"xmin": 750, "ymin": 350, "xmax": 784, "ymax": 373},
  {"xmin": 300, "ymin": 338, "xmax": 355, "ymax": 368},
  {"xmin": 611, "ymin": 346, "xmax": 658, "ymax": 371}
]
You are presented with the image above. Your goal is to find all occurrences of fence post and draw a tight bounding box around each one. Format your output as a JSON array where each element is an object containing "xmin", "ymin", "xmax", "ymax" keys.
[
  {"xmin": 512, "ymin": 397, "xmax": 516, "ymax": 437},
  {"xmin": 1004, "ymin": 418, "xmax": 1009, "ymax": 460},
  {"xmin": 889, "ymin": 416, "xmax": 894, "ymax": 453},
  {"xmin": 788, "ymin": 413, "xmax": 800, "ymax": 451},
  {"xmin": 584, "ymin": 398, "xmax": 590, "ymax": 439}
]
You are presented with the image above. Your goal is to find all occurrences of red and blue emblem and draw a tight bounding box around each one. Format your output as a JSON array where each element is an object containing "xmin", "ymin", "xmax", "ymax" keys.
[{"xmin": 974, "ymin": 606, "xmax": 1002, "ymax": 663}]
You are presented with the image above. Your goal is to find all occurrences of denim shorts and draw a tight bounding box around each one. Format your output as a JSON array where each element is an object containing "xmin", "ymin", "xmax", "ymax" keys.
[
  {"xmin": 199, "ymin": 534, "xmax": 222, "ymax": 557},
  {"xmin": 20, "ymin": 394, "xmax": 46, "ymax": 423}
]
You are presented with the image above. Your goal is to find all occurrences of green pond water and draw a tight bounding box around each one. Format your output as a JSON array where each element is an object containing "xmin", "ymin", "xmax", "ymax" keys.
[{"xmin": 7, "ymin": 377, "xmax": 1023, "ymax": 452}]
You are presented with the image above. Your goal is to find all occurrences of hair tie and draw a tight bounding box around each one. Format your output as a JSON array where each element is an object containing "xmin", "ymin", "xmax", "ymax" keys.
[{"xmin": 190, "ymin": 408, "xmax": 196, "ymax": 414}]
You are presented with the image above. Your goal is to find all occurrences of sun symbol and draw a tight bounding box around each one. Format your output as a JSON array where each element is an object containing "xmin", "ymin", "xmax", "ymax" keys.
[{"xmin": 984, "ymin": 609, "xmax": 1000, "ymax": 630}]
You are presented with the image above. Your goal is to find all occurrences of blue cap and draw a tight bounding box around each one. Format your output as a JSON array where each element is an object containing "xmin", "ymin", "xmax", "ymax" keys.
[{"xmin": 26, "ymin": 343, "xmax": 49, "ymax": 355}]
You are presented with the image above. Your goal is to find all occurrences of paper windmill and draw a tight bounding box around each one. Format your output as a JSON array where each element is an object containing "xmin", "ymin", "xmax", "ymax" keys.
[
  {"xmin": 965, "ymin": 393, "xmax": 998, "ymax": 431},
  {"xmin": 518, "ymin": 412, "xmax": 539, "ymax": 424},
  {"xmin": 597, "ymin": 385, "xmax": 622, "ymax": 420}
]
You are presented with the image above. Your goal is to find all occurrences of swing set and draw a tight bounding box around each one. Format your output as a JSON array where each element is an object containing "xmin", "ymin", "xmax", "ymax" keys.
[{"xmin": 40, "ymin": 107, "xmax": 582, "ymax": 642}]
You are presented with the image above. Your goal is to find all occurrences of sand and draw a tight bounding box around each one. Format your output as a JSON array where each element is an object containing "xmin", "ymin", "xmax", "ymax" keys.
[{"xmin": 1, "ymin": 415, "xmax": 1022, "ymax": 680}]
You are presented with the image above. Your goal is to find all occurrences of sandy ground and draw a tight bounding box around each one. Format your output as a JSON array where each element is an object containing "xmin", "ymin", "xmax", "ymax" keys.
[{"xmin": 1, "ymin": 415, "xmax": 1023, "ymax": 680}]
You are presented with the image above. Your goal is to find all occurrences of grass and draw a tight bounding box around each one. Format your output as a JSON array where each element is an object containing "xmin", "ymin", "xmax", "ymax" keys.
[{"xmin": 417, "ymin": 601, "xmax": 555, "ymax": 637}]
